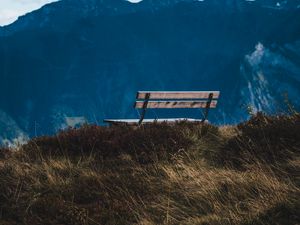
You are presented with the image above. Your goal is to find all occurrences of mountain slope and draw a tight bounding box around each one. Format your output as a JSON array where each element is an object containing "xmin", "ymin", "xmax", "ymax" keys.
[{"xmin": 0, "ymin": 0, "xmax": 300, "ymax": 142}]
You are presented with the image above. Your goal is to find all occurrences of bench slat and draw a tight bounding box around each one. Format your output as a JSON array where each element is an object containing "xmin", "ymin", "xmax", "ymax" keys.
[
  {"xmin": 137, "ymin": 91, "xmax": 220, "ymax": 99},
  {"xmin": 104, "ymin": 118, "xmax": 204, "ymax": 124},
  {"xmin": 135, "ymin": 100, "xmax": 217, "ymax": 109}
]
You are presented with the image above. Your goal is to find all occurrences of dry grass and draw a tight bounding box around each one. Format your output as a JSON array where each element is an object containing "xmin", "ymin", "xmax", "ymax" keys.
[{"xmin": 0, "ymin": 113, "xmax": 299, "ymax": 225}]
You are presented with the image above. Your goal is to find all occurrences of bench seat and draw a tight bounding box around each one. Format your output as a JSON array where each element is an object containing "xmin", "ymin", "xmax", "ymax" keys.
[
  {"xmin": 104, "ymin": 118, "xmax": 205, "ymax": 125},
  {"xmin": 104, "ymin": 91, "xmax": 219, "ymax": 125}
]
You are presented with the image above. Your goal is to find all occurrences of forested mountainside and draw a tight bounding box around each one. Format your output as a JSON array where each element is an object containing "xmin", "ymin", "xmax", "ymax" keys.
[{"xmin": 0, "ymin": 0, "xmax": 300, "ymax": 142}]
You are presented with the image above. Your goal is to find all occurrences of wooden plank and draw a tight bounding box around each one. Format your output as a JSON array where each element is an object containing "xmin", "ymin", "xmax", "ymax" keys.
[
  {"xmin": 137, "ymin": 91, "xmax": 220, "ymax": 100},
  {"xmin": 104, "ymin": 118, "xmax": 205, "ymax": 124},
  {"xmin": 134, "ymin": 100, "xmax": 217, "ymax": 109}
]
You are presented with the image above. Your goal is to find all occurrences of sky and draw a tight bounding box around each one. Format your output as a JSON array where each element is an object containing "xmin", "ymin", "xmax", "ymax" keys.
[
  {"xmin": 0, "ymin": 0, "xmax": 59, "ymax": 26},
  {"xmin": 0, "ymin": 0, "xmax": 143, "ymax": 26}
]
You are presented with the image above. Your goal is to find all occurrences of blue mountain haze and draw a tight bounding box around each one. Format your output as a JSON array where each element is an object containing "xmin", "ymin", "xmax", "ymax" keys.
[{"xmin": 0, "ymin": 0, "xmax": 300, "ymax": 144}]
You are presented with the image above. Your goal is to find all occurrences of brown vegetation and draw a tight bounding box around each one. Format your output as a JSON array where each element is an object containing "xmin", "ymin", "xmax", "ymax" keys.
[{"xmin": 0, "ymin": 113, "xmax": 299, "ymax": 225}]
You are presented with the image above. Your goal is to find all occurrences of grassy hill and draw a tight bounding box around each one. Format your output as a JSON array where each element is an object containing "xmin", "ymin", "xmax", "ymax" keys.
[{"xmin": 0, "ymin": 113, "xmax": 299, "ymax": 225}]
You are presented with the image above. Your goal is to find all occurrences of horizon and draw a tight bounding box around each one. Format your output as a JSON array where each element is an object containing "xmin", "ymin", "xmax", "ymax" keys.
[{"xmin": 0, "ymin": 0, "xmax": 144, "ymax": 26}]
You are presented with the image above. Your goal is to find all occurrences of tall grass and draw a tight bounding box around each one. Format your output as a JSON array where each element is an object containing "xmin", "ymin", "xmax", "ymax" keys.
[{"xmin": 0, "ymin": 113, "xmax": 299, "ymax": 225}]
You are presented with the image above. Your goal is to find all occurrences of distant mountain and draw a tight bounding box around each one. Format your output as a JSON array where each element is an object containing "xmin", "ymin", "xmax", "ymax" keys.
[{"xmin": 1, "ymin": 0, "xmax": 300, "ymax": 144}]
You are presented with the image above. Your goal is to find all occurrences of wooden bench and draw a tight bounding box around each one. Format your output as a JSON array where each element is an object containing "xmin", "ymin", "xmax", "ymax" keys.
[{"xmin": 104, "ymin": 91, "xmax": 220, "ymax": 125}]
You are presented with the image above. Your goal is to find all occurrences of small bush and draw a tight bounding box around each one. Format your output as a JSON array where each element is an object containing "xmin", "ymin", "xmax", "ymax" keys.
[
  {"xmin": 21, "ymin": 122, "xmax": 215, "ymax": 163},
  {"xmin": 210, "ymin": 113, "xmax": 300, "ymax": 169}
]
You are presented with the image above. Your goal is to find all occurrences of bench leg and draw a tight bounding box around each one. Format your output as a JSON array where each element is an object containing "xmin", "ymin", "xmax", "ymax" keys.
[
  {"xmin": 202, "ymin": 93, "xmax": 213, "ymax": 123},
  {"xmin": 138, "ymin": 108, "xmax": 147, "ymax": 125},
  {"xmin": 138, "ymin": 93, "xmax": 150, "ymax": 126}
]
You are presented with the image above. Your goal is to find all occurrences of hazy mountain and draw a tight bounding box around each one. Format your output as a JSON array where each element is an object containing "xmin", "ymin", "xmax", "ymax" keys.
[{"xmin": 1, "ymin": 0, "xmax": 300, "ymax": 143}]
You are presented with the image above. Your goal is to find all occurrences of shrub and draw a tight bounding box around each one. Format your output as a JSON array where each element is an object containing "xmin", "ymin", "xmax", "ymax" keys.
[
  {"xmin": 21, "ymin": 122, "xmax": 215, "ymax": 163},
  {"xmin": 210, "ymin": 113, "xmax": 300, "ymax": 169}
]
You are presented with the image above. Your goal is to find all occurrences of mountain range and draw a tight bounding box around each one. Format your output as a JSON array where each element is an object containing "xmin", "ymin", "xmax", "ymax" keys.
[{"xmin": 1, "ymin": 0, "xmax": 300, "ymax": 144}]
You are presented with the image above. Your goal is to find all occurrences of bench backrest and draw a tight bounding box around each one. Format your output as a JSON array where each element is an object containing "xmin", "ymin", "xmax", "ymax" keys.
[{"xmin": 134, "ymin": 91, "xmax": 220, "ymax": 109}]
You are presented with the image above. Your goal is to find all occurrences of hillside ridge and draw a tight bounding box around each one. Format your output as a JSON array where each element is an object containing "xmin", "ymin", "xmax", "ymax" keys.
[{"xmin": 0, "ymin": 113, "xmax": 299, "ymax": 224}]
